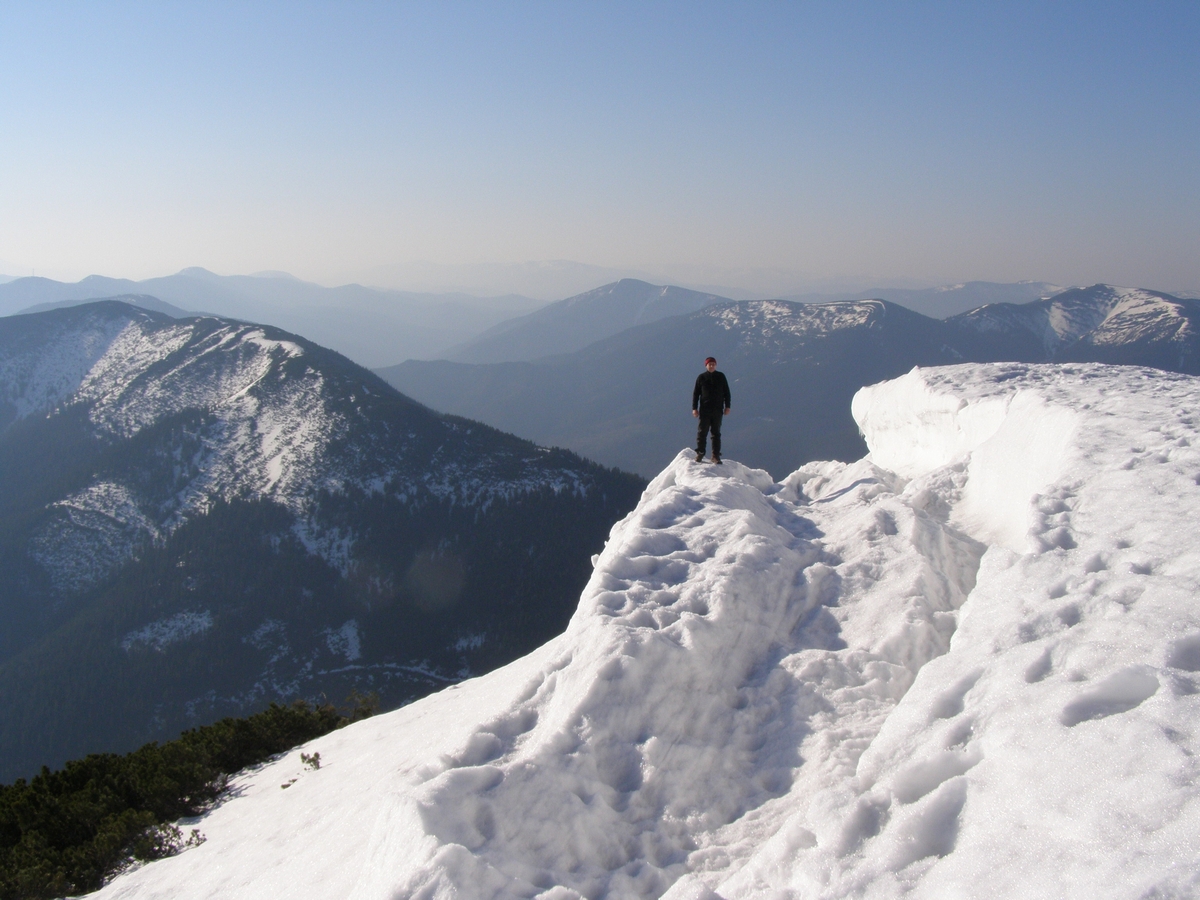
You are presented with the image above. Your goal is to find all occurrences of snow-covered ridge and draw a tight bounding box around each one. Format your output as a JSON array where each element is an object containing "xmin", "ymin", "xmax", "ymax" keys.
[
  {"xmin": 95, "ymin": 362, "xmax": 1200, "ymax": 899},
  {"xmin": 1086, "ymin": 288, "xmax": 1195, "ymax": 348},
  {"xmin": 852, "ymin": 369, "xmax": 1080, "ymax": 552},
  {"xmin": 0, "ymin": 306, "xmax": 133, "ymax": 422},
  {"xmin": 706, "ymin": 299, "xmax": 883, "ymax": 341},
  {"xmin": 3, "ymin": 304, "xmax": 600, "ymax": 591},
  {"xmin": 952, "ymin": 285, "xmax": 1196, "ymax": 358}
]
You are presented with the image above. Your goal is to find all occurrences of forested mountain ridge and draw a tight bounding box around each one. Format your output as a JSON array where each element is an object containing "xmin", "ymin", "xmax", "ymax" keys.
[{"xmin": 0, "ymin": 301, "xmax": 644, "ymax": 781}]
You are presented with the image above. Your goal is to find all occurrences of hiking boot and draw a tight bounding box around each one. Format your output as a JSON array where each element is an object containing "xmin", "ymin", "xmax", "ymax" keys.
[
  {"xmin": 712, "ymin": 453, "xmax": 722, "ymax": 465},
  {"xmin": 695, "ymin": 451, "xmax": 705, "ymax": 462}
]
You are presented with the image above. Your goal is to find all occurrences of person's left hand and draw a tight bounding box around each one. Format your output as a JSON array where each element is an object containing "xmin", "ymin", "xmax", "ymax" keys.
[{"xmin": 724, "ymin": 408, "xmax": 731, "ymax": 415}]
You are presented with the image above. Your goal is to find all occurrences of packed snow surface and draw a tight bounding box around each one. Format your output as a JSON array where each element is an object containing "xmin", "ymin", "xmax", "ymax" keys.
[{"xmin": 95, "ymin": 363, "xmax": 1200, "ymax": 899}]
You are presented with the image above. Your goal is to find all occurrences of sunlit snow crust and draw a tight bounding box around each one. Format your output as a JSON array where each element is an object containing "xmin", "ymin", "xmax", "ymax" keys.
[{"xmin": 95, "ymin": 363, "xmax": 1200, "ymax": 900}]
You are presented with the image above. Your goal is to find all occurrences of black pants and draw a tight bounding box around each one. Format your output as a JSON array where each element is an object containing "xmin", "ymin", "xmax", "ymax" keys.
[{"xmin": 696, "ymin": 407, "xmax": 724, "ymax": 456}]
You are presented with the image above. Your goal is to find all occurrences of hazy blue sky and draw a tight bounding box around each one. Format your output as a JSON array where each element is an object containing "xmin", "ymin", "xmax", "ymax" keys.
[{"xmin": 1, "ymin": 1, "xmax": 1197, "ymax": 294}]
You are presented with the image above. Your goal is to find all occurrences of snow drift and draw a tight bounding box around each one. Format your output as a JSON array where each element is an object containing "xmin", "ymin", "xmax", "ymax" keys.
[{"xmin": 95, "ymin": 363, "xmax": 1200, "ymax": 899}]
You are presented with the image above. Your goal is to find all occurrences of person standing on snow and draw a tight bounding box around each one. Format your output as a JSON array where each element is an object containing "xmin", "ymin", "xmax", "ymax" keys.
[{"xmin": 692, "ymin": 356, "xmax": 731, "ymax": 464}]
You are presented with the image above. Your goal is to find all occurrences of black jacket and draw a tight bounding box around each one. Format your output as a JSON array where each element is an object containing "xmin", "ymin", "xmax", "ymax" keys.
[{"xmin": 693, "ymin": 370, "xmax": 731, "ymax": 411}]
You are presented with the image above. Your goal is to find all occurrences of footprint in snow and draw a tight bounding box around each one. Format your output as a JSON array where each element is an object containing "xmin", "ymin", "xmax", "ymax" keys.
[
  {"xmin": 1060, "ymin": 667, "xmax": 1159, "ymax": 727},
  {"xmin": 1167, "ymin": 633, "xmax": 1200, "ymax": 673},
  {"xmin": 929, "ymin": 670, "xmax": 982, "ymax": 721}
]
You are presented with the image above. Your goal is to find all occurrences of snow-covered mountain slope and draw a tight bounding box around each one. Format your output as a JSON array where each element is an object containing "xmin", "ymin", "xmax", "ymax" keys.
[
  {"xmin": 947, "ymin": 284, "xmax": 1126, "ymax": 353},
  {"xmin": 949, "ymin": 284, "xmax": 1200, "ymax": 372},
  {"xmin": 0, "ymin": 301, "xmax": 643, "ymax": 780},
  {"xmin": 95, "ymin": 362, "xmax": 1200, "ymax": 899},
  {"xmin": 785, "ymin": 281, "xmax": 1065, "ymax": 320},
  {"xmin": 1, "ymin": 301, "xmax": 591, "ymax": 590}
]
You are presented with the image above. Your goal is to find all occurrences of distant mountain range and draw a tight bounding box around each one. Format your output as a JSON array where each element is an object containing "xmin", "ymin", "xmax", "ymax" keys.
[
  {"xmin": 442, "ymin": 279, "xmax": 1079, "ymax": 364},
  {"xmin": 379, "ymin": 284, "xmax": 1200, "ymax": 478},
  {"xmin": 0, "ymin": 269, "xmax": 544, "ymax": 368},
  {"xmin": 445, "ymin": 279, "xmax": 734, "ymax": 363},
  {"xmin": 4, "ymin": 271, "xmax": 1131, "ymax": 371},
  {"xmin": 357, "ymin": 259, "xmax": 671, "ymax": 302},
  {"xmin": 380, "ymin": 299, "xmax": 968, "ymax": 478},
  {"xmin": 0, "ymin": 301, "xmax": 643, "ymax": 781},
  {"xmin": 784, "ymin": 280, "xmax": 1066, "ymax": 319},
  {"xmin": 949, "ymin": 284, "xmax": 1200, "ymax": 371},
  {"xmin": 19, "ymin": 292, "xmax": 192, "ymax": 318}
]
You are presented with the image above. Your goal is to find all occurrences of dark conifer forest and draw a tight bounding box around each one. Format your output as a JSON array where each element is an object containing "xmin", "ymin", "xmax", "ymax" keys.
[{"xmin": 0, "ymin": 698, "xmax": 375, "ymax": 899}]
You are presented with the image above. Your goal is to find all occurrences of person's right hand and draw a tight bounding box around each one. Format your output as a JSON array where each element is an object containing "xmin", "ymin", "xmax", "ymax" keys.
[{"xmin": 692, "ymin": 409, "xmax": 698, "ymax": 417}]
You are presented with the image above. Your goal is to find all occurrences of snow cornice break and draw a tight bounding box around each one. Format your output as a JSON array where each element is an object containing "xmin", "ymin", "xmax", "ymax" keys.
[{"xmin": 95, "ymin": 362, "xmax": 1200, "ymax": 900}]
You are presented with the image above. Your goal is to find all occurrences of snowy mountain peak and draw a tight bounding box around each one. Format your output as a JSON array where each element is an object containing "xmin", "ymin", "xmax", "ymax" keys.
[
  {"xmin": 94, "ymin": 362, "xmax": 1200, "ymax": 899},
  {"xmin": 703, "ymin": 297, "xmax": 917, "ymax": 345},
  {"xmin": 3, "ymin": 301, "xmax": 606, "ymax": 594},
  {"xmin": 949, "ymin": 283, "xmax": 1198, "ymax": 363}
]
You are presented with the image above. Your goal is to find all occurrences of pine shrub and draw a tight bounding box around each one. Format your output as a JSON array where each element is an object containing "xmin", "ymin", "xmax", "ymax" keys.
[{"xmin": 0, "ymin": 698, "xmax": 368, "ymax": 899}]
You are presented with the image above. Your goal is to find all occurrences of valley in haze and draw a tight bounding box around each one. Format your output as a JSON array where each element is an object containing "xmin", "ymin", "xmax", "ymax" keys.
[{"xmin": 0, "ymin": 268, "xmax": 545, "ymax": 369}]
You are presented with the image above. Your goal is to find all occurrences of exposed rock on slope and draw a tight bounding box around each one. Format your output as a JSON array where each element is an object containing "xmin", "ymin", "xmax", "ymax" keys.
[{"xmin": 93, "ymin": 363, "xmax": 1200, "ymax": 899}]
